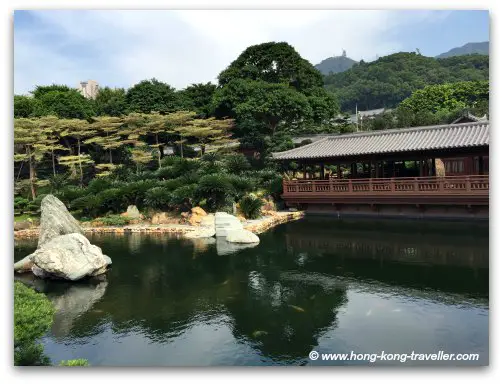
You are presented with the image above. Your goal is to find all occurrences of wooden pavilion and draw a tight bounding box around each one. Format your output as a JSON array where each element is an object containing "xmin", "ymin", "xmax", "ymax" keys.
[{"xmin": 272, "ymin": 121, "xmax": 489, "ymax": 219}]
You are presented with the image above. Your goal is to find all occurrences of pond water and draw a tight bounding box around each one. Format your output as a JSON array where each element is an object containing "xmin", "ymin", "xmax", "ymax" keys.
[{"xmin": 14, "ymin": 217, "xmax": 489, "ymax": 366}]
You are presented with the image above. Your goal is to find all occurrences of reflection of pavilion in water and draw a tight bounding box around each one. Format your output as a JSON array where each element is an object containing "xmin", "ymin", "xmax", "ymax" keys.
[{"xmin": 285, "ymin": 231, "xmax": 488, "ymax": 269}]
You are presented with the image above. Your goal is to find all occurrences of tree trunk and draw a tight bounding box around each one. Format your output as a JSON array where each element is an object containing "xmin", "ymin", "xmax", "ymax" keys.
[
  {"xmin": 156, "ymin": 134, "xmax": 161, "ymax": 169},
  {"xmin": 78, "ymin": 139, "xmax": 83, "ymax": 187},
  {"xmin": 51, "ymin": 149, "xmax": 56, "ymax": 176},
  {"xmin": 109, "ymin": 148, "xmax": 113, "ymax": 164},
  {"xmin": 180, "ymin": 135, "xmax": 184, "ymax": 159},
  {"xmin": 27, "ymin": 146, "xmax": 36, "ymax": 200}
]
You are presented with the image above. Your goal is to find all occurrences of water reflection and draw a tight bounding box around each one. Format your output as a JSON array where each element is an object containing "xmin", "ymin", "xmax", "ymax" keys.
[{"xmin": 13, "ymin": 217, "xmax": 488, "ymax": 366}]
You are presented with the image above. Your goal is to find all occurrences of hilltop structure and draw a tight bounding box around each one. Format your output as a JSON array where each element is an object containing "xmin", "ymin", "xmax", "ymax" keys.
[{"xmin": 77, "ymin": 80, "xmax": 99, "ymax": 99}]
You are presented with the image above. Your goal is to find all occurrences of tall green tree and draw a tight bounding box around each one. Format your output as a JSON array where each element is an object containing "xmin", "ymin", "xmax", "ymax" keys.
[
  {"xmin": 33, "ymin": 89, "xmax": 95, "ymax": 119},
  {"xmin": 94, "ymin": 87, "xmax": 128, "ymax": 116},
  {"xmin": 126, "ymin": 78, "xmax": 178, "ymax": 114},
  {"xmin": 177, "ymin": 82, "xmax": 217, "ymax": 117},
  {"xmin": 14, "ymin": 95, "xmax": 41, "ymax": 118},
  {"xmin": 218, "ymin": 41, "xmax": 324, "ymax": 91}
]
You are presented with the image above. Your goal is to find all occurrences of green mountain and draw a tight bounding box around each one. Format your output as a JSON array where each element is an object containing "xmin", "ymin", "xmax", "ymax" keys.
[
  {"xmin": 323, "ymin": 52, "xmax": 489, "ymax": 112},
  {"xmin": 436, "ymin": 42, "xmax": 489, "ymax": 58},
  {"xmin": 315, "ymin": 55, "xmax": 357, "ymax": 75}
]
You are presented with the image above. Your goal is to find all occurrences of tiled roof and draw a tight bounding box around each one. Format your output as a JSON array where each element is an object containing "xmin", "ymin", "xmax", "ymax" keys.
[{"xmin": 272, "ymin": 121, "xmax": 489, "ymax": 160}]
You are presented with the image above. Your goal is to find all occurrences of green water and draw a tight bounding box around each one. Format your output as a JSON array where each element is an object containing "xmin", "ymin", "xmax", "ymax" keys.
[{"xmin": 14, "ymin": 217, "xmax": 489, "ymax": 366}]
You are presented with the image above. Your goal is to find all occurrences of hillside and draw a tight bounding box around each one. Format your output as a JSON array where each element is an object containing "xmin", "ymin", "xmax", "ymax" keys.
[
  {"xmin": 323, "ymin": 52, "xmax": 489, "ymax": 112},
  {"xmin": 315, "ymin": 55, "xmax": 357, "ymax": 75},
  {"xmin": 436, "ymin": 41, "xmax": 489, "ymax": 58}
]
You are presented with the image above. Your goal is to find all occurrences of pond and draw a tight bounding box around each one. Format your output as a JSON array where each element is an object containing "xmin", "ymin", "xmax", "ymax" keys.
[{"xmin": 14, "ymin": 217, "xmax": 489, "ymax": 366}]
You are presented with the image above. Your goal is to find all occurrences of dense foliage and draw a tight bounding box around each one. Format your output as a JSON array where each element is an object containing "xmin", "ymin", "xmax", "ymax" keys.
[
  {"xmin": 14, "ymin": 282, "xmax": 54, "ymax": 365},
  {"xmin": 324, "ymin": 53, "xmax": 489, "ymax": 112},
  {"xmin": 239, "ymin": 194, "xmax": 264, "ymax": 219}
]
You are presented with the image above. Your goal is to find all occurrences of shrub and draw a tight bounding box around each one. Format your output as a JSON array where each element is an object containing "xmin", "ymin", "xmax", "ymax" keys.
[
  {"xmin": 14, "ymin": 197, "xmax": 29, "ymax": 214},
  {"xmin": 95, "ymin": 214, "xmax": 131, "ymax": 226},
  {"xmin": 227, "ymin": 175, "xmax": 256, "ymax": 200},
  {"xmin": 96, "ymin": 188, "xmax": 125, "ymax": 213},
  {"xmin": 70, "ymin": 194, "xmax": 101, "ymax": 217},
  {"xmin": 14, "ymin": 282, "xmax": 54, "ymax": 366},
  {"xmin": 170, "ymin": 184, "xmax": 197, "ymax": 210},
  {"xmin": 47, "ymin": 174, "xmax": 69, "ymax": 193},
  {"xmin": 239, "ymin": 195, "xmax": 264, "ymax": 219},
  {"xmin": 26, "ymin": 194, "xmax": 47, "ymax": 214},
  {"xmin": 144, "ymin": 187, "xmax": 172, "ymax": 210},
  {"xmin": 57, "ymin": 186, "xmax": 88, "ymax": 205},
  {"xmin": 195, "ymin": 174, "xmax": 236, "ymax": 212},
  {"xmin": 119, "ymin": 180, "xmax": 158, "ymax": 208},
  {"xmin": 59, "ymin": 359, "xmax": 89, "ymax": 366},
  {"xmin": 86, "ymin": 177, "xmax": 114, "ymax": 194},
  {"xmin": 223, "ymin": 153, "xmax": 251, "ymax": 174}
]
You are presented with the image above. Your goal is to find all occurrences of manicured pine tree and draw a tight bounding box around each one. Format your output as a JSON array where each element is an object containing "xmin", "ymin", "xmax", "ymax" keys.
[
  {"xmin": 14, "ymin": 118, "xmax": 45, "ymax": 199},
  {"xmin": 164, "ymin": 111, "xmax": 197, "ymax": 158},
  {"xmin": 34, "ymin": 116, "xmax": 69, "ymax": 177},
  {"xmin": 176, "ymin": 117, "xmax": 236, "ymax": 156},
  {"xmin": 59, "ymin": 119, "xmax": 97, "ymax": 186},
  {"xmin": 85, "ymin": 116, "xmax": 125, "ymax": 164}
]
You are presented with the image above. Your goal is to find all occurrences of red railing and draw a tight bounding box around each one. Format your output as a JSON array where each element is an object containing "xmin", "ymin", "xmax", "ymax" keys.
[{"xmin": 283, "ymin": 175, "xmax": 489, "ymax": 196}]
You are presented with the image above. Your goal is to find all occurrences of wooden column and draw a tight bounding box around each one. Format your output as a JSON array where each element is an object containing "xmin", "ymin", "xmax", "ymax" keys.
[
  {"xmin": 419, "ymin": 160, "xmax": 424, "ymax": 177},
  {"xmin": 431, "ymin": 158, "xmax": 436, "ymax": 177},
  {"xmin": 320, "ymin": 163, "xmax": 325, "ymax": 179},
  {"xmin": 302, "ymin": 163, "xmax": 307, "ymax": 179},
  {"xmin": 478, "ymin": 156, "xmax": 484, "ymax": 175},
  {"xmin": 336, "ymin": 164, "xmax": 342, "ymax": 179}
]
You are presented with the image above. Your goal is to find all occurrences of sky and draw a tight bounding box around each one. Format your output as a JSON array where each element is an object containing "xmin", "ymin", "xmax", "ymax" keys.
[{"xmin": 13, "ymin": 9, "xmax": 489, "ymax": 95}]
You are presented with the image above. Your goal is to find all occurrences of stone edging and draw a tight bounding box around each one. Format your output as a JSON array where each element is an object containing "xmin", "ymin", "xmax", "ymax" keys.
[{"xmin": 14, "ymin": 212, "xmax": 304, "ymax": 239}]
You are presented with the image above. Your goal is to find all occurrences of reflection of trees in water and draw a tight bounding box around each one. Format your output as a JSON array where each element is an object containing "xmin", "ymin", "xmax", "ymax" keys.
[
  {"xmin": 14, "ymin": 274, "xmax": 108, "ymax": 339},
  {"xmin": 14, "ymin": 217, "xmax": 487, "ymax": 363},
  {"xmin": 224, "ymin": 268, "xmax": 348, "ymax": 362}
]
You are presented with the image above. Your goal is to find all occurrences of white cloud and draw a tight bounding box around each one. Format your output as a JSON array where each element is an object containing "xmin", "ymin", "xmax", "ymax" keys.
[{"xmin": 14, "ymin": 10, "xmax": 449, "ymax": 94}]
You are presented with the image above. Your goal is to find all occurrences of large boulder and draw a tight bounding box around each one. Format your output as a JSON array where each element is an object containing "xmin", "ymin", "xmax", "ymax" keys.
[
  {"xmin": 225, "ymin": 229, "xmax": 260, "ymax": 244},
  {"xmin": 14, "ymin": 255, "xmax": 34, "ymax": 273},
  {"xmin": 215, "ymin": 212, "xmax": 244, "ymax": 237},
  {"xmin": 38, "ymin": 195, "xmax": 84, "ymax": 248},
  {"xmin": 125, "ymin": 205, "xmax": 141, "ymax": 219},
  {"xmin": 185, "ymin": 227, "xmax": 216, "ymax": 239},
  {"xmin": 191, "ymin": 206, "xmax": 207, "ymax": 216},
  {"xmin": 28, "ymin": 233, "xmax": 110, "ymax": 281},
  {"xmin": 184, "ymin": 214, "xmax": 215, "ymax": 238}
]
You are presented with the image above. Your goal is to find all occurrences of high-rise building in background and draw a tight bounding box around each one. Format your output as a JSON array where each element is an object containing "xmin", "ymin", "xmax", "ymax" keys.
[{"xmin": 77, "ymin": 80, "xmax": 99, "ymax": 99}]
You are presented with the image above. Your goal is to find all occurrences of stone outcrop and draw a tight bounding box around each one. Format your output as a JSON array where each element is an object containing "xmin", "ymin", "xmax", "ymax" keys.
[
  {"xmin": 28, "ymin": 233, "xmax": 111, "ymax": 281},
  {"xmin": 215, "ymin": 212, "xmax": 244, "ymax": 237},
  {"xmin": 14, "ymin": 255, "xmax": 34, "ymax": 273},
  {"xmin": 38, "ymin": 195, "xmax": 84, "ymax": 248},
  {"xmin": 125, "ymin": 205, "xmax": 141, "ymax": 219},
  {"xmin": 225, "ymin": 229, "xmax": 260, "ymax": 244},
  {"xmin": 151, "ymin": 212, "xmax": 178, "ymax": 225},
  {"xmin": 191, "ymin": 207, "xmax": 207, "ymax": 217},
  {"xmin": 184, "ymin": 214, "xmax": 215, "ymax": 238}
]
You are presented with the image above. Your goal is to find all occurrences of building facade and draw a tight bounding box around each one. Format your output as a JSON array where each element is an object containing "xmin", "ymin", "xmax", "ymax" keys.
[{"xmin": 77, "ymin": 80, "xmax": 99, "ymax": 99}]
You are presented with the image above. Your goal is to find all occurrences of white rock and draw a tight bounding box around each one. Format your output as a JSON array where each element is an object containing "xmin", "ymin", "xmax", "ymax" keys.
[
  {"xmin": 184, "ymin": 227, "xmax": 216, "ymax": 238},
  {"xmin": 29, "ymin": 233, "xmax": 110, "ymax": 281},
  {"xmin": 38, "ymin": 195, "xmax": 84, "ymax": 248},
  {"xmin": 215, "ymin": 212, "xmax": 243, "ymax": 237},
  {"xmin": 126, "ymin": 205, "xmax": 141, "ymax": 218},
  {"xmin": 225, "ymin": 229, "xmax": 260, "ymax": 244},
  {"xmin": 14, "ymin": 255, "xmax": 34, "ymax": 273},
  {"xmin": 216, "ymin": 237, "xmax": 258, "ymax": 256}
]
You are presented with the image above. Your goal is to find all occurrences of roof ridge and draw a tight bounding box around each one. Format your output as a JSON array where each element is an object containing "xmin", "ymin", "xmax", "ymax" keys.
[
  {"xmin": 324, "ymin": 121, "xmax": 489, "ymax": 140},
  {"xmin": 272, "ymin": 136, "xmax": 329, "ymax": 156}
]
